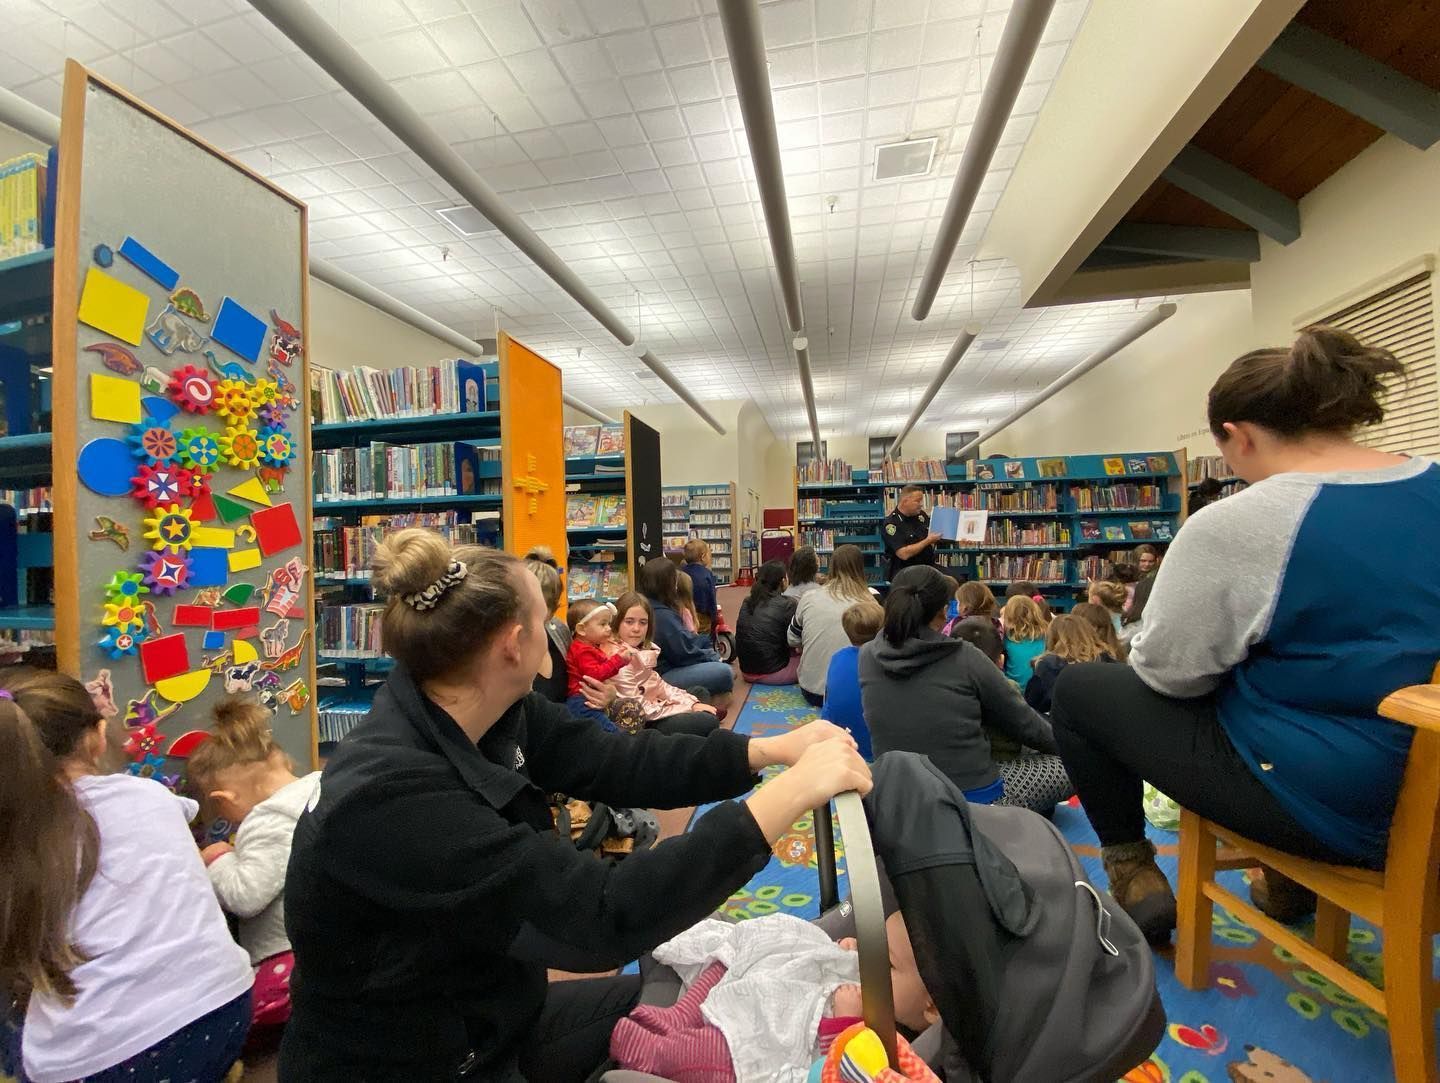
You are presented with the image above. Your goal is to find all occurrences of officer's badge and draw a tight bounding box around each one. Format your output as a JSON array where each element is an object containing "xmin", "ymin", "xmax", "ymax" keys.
[{"xmin": 885, "ymin": 524, "xmax": 896, "ymax": 535}]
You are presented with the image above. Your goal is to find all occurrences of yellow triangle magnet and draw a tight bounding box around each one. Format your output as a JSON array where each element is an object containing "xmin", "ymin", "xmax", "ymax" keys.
[{"xmin": 227, "ymin": 477, "xmax": 273, "ymax": 507}]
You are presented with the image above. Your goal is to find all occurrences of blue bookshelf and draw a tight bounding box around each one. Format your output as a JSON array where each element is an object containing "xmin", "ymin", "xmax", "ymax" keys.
[{"xmin": 794, "ymin": 450, "xmax": 1187, "ymax": 600}]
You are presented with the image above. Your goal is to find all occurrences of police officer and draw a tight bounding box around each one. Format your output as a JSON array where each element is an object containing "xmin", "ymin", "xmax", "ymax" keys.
[{"xmin": 883, "ymin": 484, "xmax": 942, "ymax": 581}]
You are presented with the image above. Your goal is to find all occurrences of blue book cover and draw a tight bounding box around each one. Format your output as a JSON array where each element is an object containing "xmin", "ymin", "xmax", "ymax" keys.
[
  {"xmin": 930, "ymin": 505, "xmax": 960, "ymax": 540},
  {"xmin": 457, "ymin": 361, "xmax": 487, "ymax": 413}
]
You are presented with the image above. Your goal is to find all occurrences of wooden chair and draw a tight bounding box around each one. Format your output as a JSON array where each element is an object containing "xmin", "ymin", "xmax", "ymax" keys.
[{"xmin": 1174, "ymin": 665, "xmax": 1440, "ymax": 1083}]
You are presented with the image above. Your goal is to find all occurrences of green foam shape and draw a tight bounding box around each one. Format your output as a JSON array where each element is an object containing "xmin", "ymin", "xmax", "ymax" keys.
[
  {"xmin": 213, "ymin": 494, "xmax": 252, "ymax": 524},
  {"xmin": 223, "ymin": 583, "xmax": 255, "ymax": 605}
]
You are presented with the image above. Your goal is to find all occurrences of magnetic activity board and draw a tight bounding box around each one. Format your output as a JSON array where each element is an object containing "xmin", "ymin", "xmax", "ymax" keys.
[{"xmin": 51, "ymin": 62, "xmax": 317, "ymax": 784}]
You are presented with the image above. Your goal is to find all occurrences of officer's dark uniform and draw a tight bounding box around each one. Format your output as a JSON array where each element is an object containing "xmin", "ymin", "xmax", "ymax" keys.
[{"xmin": 883, "ymin": 506, "xmax": 938, "ymax": 582}]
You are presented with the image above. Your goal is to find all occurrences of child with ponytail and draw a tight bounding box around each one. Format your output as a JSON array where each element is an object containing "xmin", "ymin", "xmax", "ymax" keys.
[
  {"xmin": 858, "ymin": 567, "xmax": 1070, "ymax": 814},
  {"xmin": 999, "ymin": 595, "xmax": 1048, "ymax": 687},
  {"xmin": 0, "ymin": 670, "xmax": 253, "ymax": 1083},
  {"xmin": 187, "ymin": 699, "xmax": 323, "ymax": 1034}
]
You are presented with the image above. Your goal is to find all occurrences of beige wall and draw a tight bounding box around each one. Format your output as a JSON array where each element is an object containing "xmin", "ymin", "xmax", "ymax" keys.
[
  {"xmin": 308, "ymin": 278, "xmax": 475, "ymax": 370},
  {"xmin": 991, "ymin": 132, "xmax": 1440, "ymax": 456}
]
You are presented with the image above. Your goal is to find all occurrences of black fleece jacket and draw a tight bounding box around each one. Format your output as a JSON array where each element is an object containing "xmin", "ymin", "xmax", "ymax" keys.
[
  {"xmin": 279, "ymin": 664, "xmax": 769, "ymax": 1081},
  {"xmin": 859, "ymin": 628, "xmax": 1057, "ymax": 793}
]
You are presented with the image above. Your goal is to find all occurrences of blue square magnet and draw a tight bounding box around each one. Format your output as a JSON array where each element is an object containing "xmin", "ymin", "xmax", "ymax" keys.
[
  {"xmin": 211, "ymin": 297, "xmax": 266, "ymax": 363},
  {"xmin": 202, "ymin": 630, "xmax": 225, "ymax": 650},
  {"xmin": 188, "ymin": 547, "xmax": 229, "ymax": 587}
]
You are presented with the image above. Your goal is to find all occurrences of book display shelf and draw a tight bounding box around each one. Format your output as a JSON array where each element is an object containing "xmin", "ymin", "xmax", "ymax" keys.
[
  {"xmin": 563, "ymin": 411, "xmax": 661, "ymax": 604},
  {"xmin": 658, "ymin": 482, "xmax": 738, "ymax": 585},
  {"xmin": 310, "ymin": 361, "xmax": 502, "ymax": 744},
  {"xmin": 796, "ymin": 450, "xmax": 1189, "ymax": 605},
  {"xmin": 1187, "ymin": 452, "xmax": 1246, "ymax": 499}
]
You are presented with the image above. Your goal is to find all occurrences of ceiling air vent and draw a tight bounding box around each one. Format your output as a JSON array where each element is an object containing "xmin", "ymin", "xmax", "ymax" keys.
[
  {"xmin": 631, "ymin": 369, "xmax": 658, "ymax": 380},
  {"xmin": 873, "ymin": 137, "xmax": 938, "ymax": 182},
  {"xmin": 435, "ymin": 205, "xmax": 500, "ymax": 237},
  {"xmin": 978, "ymin": 339, "xmax": 1010, "ymax": 351}
]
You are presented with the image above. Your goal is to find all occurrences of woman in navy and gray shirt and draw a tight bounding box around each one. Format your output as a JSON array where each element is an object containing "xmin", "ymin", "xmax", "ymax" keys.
[
  {"xmin": 1052, "ymin": 326, "xmax": 1440, "ymax": 943},
  {"xmin": 639, "ymin": 557, "xmax": 734, "ymax": 707}
]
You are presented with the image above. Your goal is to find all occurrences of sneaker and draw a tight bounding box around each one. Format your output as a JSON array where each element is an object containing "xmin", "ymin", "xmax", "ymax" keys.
[
  {"xmin": 1102, "ymin": 839, "xmax": 1177, "ymax": 944},
  {"xmin": 1248, "ymin": 866, "xmax": 1317, "ymax": 923}
]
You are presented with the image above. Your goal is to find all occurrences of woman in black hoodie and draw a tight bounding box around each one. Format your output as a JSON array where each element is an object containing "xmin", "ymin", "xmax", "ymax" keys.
[
  {"xmin": 736, "ymin": 560, "xmax": 799, "ymax": 684},
  {"xmin": 859, "ymin": 565, "xmax": 1068, "ymax": 813}
]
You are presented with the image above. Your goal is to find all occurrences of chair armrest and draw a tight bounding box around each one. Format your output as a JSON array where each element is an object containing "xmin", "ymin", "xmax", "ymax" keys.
[{"xmin": 1379, "ymin": 683, "xmax": 1440, "ymax": 734}]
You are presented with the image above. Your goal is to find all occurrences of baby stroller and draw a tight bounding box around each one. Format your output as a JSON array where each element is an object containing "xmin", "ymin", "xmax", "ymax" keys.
[{"xmin": 603, "ymin": 752, "xmax": 1164, "ymax": 1082}]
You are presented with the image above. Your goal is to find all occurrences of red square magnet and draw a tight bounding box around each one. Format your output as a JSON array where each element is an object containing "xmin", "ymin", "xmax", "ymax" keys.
[
  {"xmin": 139, "ymin": 633, "xmax": 190, "ymax": 684},
  {"xmin": 251, "ymin": 503, "xmax": 301, "ymax": 556},
  {"xmin": 173, "ymin": 605, "xmax": 213, "ymax": 627},
  {"xmin": 212, "ymin": 606, "xmax": 260, "ymax": 631}
]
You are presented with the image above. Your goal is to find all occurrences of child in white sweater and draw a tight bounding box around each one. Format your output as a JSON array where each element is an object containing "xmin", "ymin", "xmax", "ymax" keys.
[{"xmin": 190, "ymin": 700, "xmax": 321, "ymax": 1032}]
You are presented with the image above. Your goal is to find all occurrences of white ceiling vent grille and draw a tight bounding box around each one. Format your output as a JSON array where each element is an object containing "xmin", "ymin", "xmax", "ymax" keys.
[
  {"xmin": 873, "ymin": 137, "xmax": 938, "ymax": 182},
  {"xmin": 436, "ymin": 205, "xmax": 500, "ymax": 237}
]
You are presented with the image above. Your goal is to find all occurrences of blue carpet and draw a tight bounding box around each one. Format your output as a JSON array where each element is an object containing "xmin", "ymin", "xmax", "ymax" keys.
[{"xmin": 690, "ymin": 683, "xmax": 1425, "ymax": 1083}]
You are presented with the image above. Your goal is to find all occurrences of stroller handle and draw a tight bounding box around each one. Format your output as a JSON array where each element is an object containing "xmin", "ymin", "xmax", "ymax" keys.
[{"xmin": 815, "ymin": 793, "xmax": 899, "ymax": 1070}]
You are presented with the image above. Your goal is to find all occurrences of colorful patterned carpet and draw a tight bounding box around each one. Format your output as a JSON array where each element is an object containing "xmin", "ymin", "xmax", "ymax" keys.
[{"xmin": 690, "ymin": 683, "xmax": 1425, "ymax": 1083}]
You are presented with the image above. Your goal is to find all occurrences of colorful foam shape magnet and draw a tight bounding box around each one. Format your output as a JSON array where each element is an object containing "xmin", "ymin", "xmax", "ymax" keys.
[
  {"xmin": 202, "ymin": 631, "xmax": 225, "ymax": 652},
  {"xmin": 229, "ymin": 548, "xmax": 262, "ymax": 572},
  {"xmin": 139, "ymin": 632, "xmax": 190, "ymax": 684},
  {"xmin": 118, "ymin": 236, "xmax": 180, "ymax": 290},
  {"xmin": 227, "ymin": 476, "xmax": 272, "ymax": 507},
  {"xmin": 166, "ymin": 729, "xmax": 210, "ymax": 757},
  {"xmin": 77, "ymin": 266, "xmax": 149, "ymax": 346},
  {"xmin": 222, "ymin": 583, "xmax": 255, "ymax": 606},
  {"xmin": 173, "ymin": 604, "xmax": 213, "ymax": 627},
  {"xmin": 190, "ymin": 489, "xmax": 218, "ymax": 523},
  {"xmin": 155, "ymin": 668, "xmax": 212, "ymax": 704},
  {"xmin": 190, "ymin": 526, "xmax": 235, "ymax": 549},
  {"xmin": 78, "ymin": 438, "xmax": 137, "ymax": 496},
  {"xmin": 140, "ymin": 395, "xmax": 180, "ymax": 421},
  {"xmin": 251, "ymin": 503, "xmax": 301, "ymax": 556},
  {"xmin": 212, "ymin": 606, "xmax": 260, "ymax": 631},
  {"xmin": 211, "ymin": 297, "xmax": 267, "ymax": 363},
  {"xmin": 188, "ymin": 547, "xmax": 230, "ymax": 587},
  {"xmin": 232, "ymin": 639, "xmax": 259, "ymax": 665},
  {"xmin": 236, "ymin": 626, "xmax": 260, "ymax": 641},
  {"xmin": 213, "ymin": 494, "xmax": 252, "ymax": 523},
  {"xmin": 89, "ymin": 372, "xmax": 142, "ymax": 424}
]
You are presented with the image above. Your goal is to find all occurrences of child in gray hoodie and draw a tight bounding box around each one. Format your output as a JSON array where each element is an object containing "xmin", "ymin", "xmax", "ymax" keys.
[{"xmin": 859, "ymin": 566, "xmax": 1071, "ymax": 814}]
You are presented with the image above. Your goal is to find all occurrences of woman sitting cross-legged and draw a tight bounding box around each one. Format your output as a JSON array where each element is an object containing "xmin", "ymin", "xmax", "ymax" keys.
[
  {"xmin": 858, "ymin": 564, "xmax": 1069, "ymax": 814},
  {"xmin": 639, "ymin": 557, "xmax": 734, "ymax": 709},
  {"xmin": 1050, "ymin": 326, "xmax": 1440, "ymax": 943},
  {"xmin": 736, "ymin": 560, "xmax": 800, "ymax": 685}
]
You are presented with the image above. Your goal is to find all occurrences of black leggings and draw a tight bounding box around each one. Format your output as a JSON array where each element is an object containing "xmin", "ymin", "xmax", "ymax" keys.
[
  {"xmin": 650, "ymin": 711, "xmax": 720, "ymax": 738},
  {"xmin": 519, "ymin": 974, "xmax": 643, "ymax": 1082},
  {"xmin": 802, "ymin": 688, "xmax": 824, "ymax": 708},
  {"xmin": 1049, "ymin": 662, "xmax": 1369, "ymax": 867}
]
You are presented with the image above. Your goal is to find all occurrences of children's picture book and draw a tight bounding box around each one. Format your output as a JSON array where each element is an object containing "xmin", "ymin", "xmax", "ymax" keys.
[
  {"xmin": 1080, "ymin": 519, "xmax": 1101, "ymax": 541},
  {"xmin": 1129, "ymin": 521, "xmax": 1154, "ymax": 539},
  {"xmin": 566, "ymin": 493, "xmax": 598, "ymax": 528},
  {"xmin": 1102, "ymin": 457, "xmax": 1126, "ymax": 476},
  {"xmin": 1103, "ymin": 524, "xmax": 1127, "ymax": 541},
  {"xmin": 596, "ymin": 424, "xmax": 626, "ymax": 455},
  {"xmin": 929, "ymin": 506, "xmax": 988, "ymax": 543},
  {"xmin": 607, "ymin": 496, "xmax": 628, "ymax": 528},
  {"xmin": 453, "ymin": 442, "xmax": 480, "ymax": 495},
  {"xmin": 1037, "ymin": 458, "xmax": 1067, "ymax": 477},
  {"xmin": 602, "ymin": 567, "xmax": 629, "ymax": 597},
  {"xmin": 567, "ymin": 564, "xmax": 600, "ymax": 599},
  {"xmin": 1153, "ymin": 521, "xmax": 1173, "ymax": 541},
  {"xmin": 1146, "ymin": 455, "xmax": 1171, "ymax": 473},
  {"xmin": 973, "ymin": 462, "xmax": 997, "ymax": 481},
  {"xmin": 563, "ymin": 425, "xmax": 600, "ymax": 458},
  {"xmin": 594, "ymin": 494, "xmax": 628, "ymax": 527},
  {"xmin": 1127, "ymin": 458, "xmax": 1149, "ymax": 474},
  {"xmin": 1003, "ymin": 460, "xmax": 1025, "ymax": 480},
  {"xmin": 457, "ymin": 360, "xmax": 488, "ymax": 413}
]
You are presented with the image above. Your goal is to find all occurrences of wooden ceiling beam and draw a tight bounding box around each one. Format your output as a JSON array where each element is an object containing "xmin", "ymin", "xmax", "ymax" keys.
[
  {"xmin": 1161, "ymin": 145, "xmax": 1301, "ymax": 244},
  {"xmin": 1258, "ymin": 23, "xmax": 1440, "ymax": 150},
  {"xmin": 1100, "ymin": 222, "xmax": 1261, "ymax": 262}
]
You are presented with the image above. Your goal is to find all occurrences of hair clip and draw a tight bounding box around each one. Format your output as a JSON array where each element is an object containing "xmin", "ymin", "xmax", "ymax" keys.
[
  {"xmin": 0, "ymin": 689, "xmax": 12, "ymax": 701},
  {"xmin": 402, "ymin": 560, "xmax": 469, "ymax": 611}
]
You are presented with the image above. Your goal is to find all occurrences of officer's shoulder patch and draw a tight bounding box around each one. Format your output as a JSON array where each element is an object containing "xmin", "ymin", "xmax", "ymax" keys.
[{"xmin": 885, "ymin": 523, "xmax": 896, "ymax": 535}]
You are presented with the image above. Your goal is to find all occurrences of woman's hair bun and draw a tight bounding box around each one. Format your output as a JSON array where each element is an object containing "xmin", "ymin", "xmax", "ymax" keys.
[
  {"xmin": 372, "ymin": 527, "xmax": 452, "ymax": 598},
  {"xmin": 1287, "ymin": 324, "xmax": 1406, "ymax": 431}
]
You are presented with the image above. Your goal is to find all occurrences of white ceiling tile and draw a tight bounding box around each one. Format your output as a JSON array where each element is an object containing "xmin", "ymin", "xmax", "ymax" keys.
[
  {"xmin": 623, "ymin": 71, "xmax": 675, "ymax": 110},
  {"xmin": 651, "ymin": 137, "xmax": 698, "ymax": 166},
  {"xmin": 819, "ymin": 76, "xmax": 867, "ymax": 113},
  {"xmin": 587, "ymin": 0, "xmax": 647, "ymax": 34},
  {"xmin": 815, "ymin": 0, "xmax": 872, "ymax": 39},
  {"xmin": 653, "ymin": 21, "xmax": 712, "ymax": 67},
  {"xmin": 681, "ymin": 99, "xmax": 728, "ymax": 135},
  {"xmin": 605, "ymin": 28, "xmax": 665, "ymax": 75},
  {"xmin": 576, "ymin": 79, "xmax": 634, "ymax": 117},
  {"xmin": 469, "ymin": 0, "xmax": 544, "ymax": 54},
  {"xmin": 691, "ymin": 131, "xmax": 737, "ymax": 161},
  {"xmin": 638, "ymin": 107, "xmax": 687, "ymax": 140},
  {"xmin": 641, "ymin": 0, "xmax": 701, "ymax": 23},
  {"xmin": 668, "ymin": 62, "xmax": 721, "ymax": 105},
  {"xmin": 522, "ymin": 0, "xmax": 593, "ymax": 43},
  {"xmin": 867, "ymin": 68, "xmax": 917, "ymax": 107},
  {"xmin": 761, "ymin": 0, "xmax": 815, "ymax": 47},
  {"xmin": 870, "ymin": 26, "xmax": 925, "ymax": 71},
  {"xmin": 865, "ymin": 104, "xmax": 910, "ymax": 137},
  {"xmin": 596, "ymin": 114, "xmax": 648, "ymax": 146},
  {"xmin": 529, "ymin": 88, "xmax": 589, "ymax": 126}
]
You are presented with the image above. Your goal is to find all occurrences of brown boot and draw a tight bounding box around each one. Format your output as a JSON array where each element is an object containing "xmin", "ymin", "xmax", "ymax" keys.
[
  {"xmin": 1102, "ymin": 839, "xmax": 1177, "ymax": 944},
  {"xmin": 1249, "ymin": 866, "xmax": 1317, "ymax": 923}
]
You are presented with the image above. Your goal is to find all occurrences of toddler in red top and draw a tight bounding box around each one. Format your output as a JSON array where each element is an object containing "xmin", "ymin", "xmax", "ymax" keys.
[{"xmin": 564, "ymin": 598, "xmax": 637, "ymax": 731}]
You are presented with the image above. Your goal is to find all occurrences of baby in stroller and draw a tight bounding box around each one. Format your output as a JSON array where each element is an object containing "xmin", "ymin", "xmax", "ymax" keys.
[{"xmin": 609, "ymin": 908, "xmax": 936, "ymax": 1083}]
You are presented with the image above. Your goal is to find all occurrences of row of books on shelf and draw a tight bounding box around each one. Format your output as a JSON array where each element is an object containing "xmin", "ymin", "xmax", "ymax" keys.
[
  {"xmin": 689, "ymin": 496, "xmax": 730, "ymax": 511},
  {"xmin": 568, "ymin": 562, "xmax": 630, "ymax": 601},
  {"xmin": 661, "ymin": 491, "xmax": 689, "ymax": 508},
  {"xmin": 317, "ymin": 603, "xmax": 385, "ymax": 658},
  {"xmin": 939, "ymin": 555, "xmax": 1070, "ymax": 583},
  {"xmin": 312, "ymin": 514, "xmax": 495, "ymax": 579},
  {"xmin": 968, "ymin": 521, "xmax": 1071, "ymax": 547},
  {"xmin": 882, "ymin": 458, "xmax": 948, "ymax": 482},
  {"xmin": 310, "ymin": 359, "xmax": 493, "ymax": 424},
  {"xmin": 1078, "ymin": 552, "xmax": 1157, "ymax": 580},
  {"xmin": 0, "ymin": 630, "xmax": 56, "ymax": 658},
  {"xmin": 1071, "ymin": 483, "xmax": 1168, "ymax": 511},
  {"xmin": 799, "ymin": 457, "xmax": 856, "ymax": 483},
  {"xmin": 967, "ymin": 454, "xmax": 1173, "ymax": 481},
  {"xmin": 563, "ymin": 424, "xmax": 627, "ymax": 458},
  {"xmin": 317, "ymin": 697, "xmax": 374, "ymax": 744},
  {"xmin": 0, "ymin": 153, "xmax": 49, "ymax": 260},
  {"xmin": 1, "ymin": 487, "xmax": 52, "ymax": 514},
  {"xmin": 1079, "ymin": 519, "xmax": 1173, "ymax": 542},
  {"xmin": 689, "ymin": 512, "xmax": 729, "ymax": 526},
  {"xmin": 313, "ymin": 442, "xmax": 500, "ymax": 502},
  {"xmin": 1187, "ymin": 454, "xmax": 1231, "ymax": 483},
  {"xmin": 566, "ymin": 494, "xmax": 628, "ymax": 529}
]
